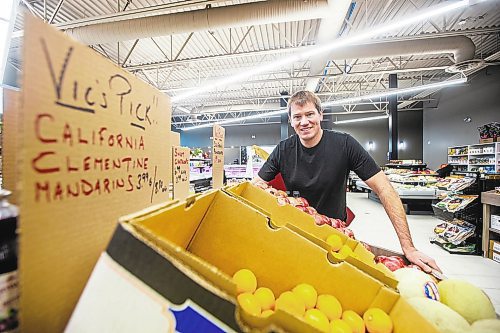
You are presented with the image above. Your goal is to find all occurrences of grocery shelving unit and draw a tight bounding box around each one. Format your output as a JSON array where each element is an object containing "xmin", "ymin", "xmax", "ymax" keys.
[{"xmin": 448, "ymin": 142, "xmax": 500, "ymax": 174}]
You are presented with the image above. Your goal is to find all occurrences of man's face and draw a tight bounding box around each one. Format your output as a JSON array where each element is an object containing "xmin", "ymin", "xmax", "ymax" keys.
[{"xmin": 290, "ymin": 101, "xmax": 323, "ymax": 144}]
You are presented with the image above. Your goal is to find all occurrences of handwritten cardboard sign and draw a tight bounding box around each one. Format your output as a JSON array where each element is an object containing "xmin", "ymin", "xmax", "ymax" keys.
[
  {"xmin": 172, "ymin": 146, "xmax": 190, "ymax": 201},
  {"xmin": 18, "ymin": 16, "xmax": 171, "ymax": 332},
  {"xmin": 212, "ymin": 125, "xmax": 225, "ymax": 189}
]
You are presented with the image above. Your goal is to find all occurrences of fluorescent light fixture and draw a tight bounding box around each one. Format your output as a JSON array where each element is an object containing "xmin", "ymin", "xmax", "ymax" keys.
[
  {"xmin": 334, "ymin": 115, "xmax": 389, "ymax": 125},
  {"xmin": 171, "ymin": 0, "xmax": 470, "ymax": 103},
  {"xmin": 181, "ymin": 109, "xmax": 287, "ymax": 131},
  {"xmin": 324, "ymin": 77, "xmax": 466, "ymax": 107}
]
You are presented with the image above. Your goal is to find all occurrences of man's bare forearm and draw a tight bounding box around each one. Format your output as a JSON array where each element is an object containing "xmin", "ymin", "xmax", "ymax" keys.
[{"xmin": 365, "ymin": 171, "xmax": 415, "ymax": 254}]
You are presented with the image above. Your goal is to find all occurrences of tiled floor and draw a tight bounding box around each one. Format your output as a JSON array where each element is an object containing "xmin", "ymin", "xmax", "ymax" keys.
[{"xmin": 346, "ymin": 192, "xmax": 500, "ymax": 313}]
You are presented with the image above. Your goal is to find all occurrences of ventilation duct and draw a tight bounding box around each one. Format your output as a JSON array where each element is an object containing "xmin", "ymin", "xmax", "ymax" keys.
[
  {"xmin": 65, "ymin": 0, "xmax": 330, "ymax": 45},
  {"xmin": 328, "ymin": 36, "xmax": 475, "ymax": 64}
]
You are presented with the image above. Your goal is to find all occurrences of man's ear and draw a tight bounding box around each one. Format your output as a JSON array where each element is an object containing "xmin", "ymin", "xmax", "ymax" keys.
[{"xmin": 319, "ymin": 111, "xmax": 324, "ymax": 121}]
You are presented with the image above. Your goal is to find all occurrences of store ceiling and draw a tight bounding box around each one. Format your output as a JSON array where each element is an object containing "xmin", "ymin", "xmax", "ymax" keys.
[{"xmin": 7, "ymin": 0, "xmax": 500, "ymax": 130}]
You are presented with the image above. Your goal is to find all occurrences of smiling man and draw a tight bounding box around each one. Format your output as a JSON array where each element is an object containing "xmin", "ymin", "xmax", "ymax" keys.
[{"xmin": 254, "ymin": 90, "xmax": 441, "ymax": 273}]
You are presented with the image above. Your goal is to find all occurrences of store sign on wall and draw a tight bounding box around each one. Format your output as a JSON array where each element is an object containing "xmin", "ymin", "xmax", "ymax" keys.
[
  {"xmin": 172, "ymin": 146, "xmax": 190, "ymax": 201},
  {"xmin": 212, "ymin": 125, "xmax": 225, "ymax": 189},
  {"xmin": 18, "ymin": 16, "xmax": 172, "ymax": 333}
]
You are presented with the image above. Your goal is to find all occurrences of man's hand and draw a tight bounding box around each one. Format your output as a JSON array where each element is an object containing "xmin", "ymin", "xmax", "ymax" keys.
[{"xmin": 404, "ymin": 248, "xmax": 442, "ymax": 274}]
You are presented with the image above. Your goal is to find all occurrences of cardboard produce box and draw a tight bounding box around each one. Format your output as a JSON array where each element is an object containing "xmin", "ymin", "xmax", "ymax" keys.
[
  {"xmin": 67, "ymin": 189, "xmax": 438, "ymax": 332},
  {"xmin": 491, "ymin": 214, "xmax": 500, "ymax": 231},
  {"xmin": 488, "ymin": 249, "xmax": 500, "ymax": 264},
  {"xmin": 490, "ymin": 239, "xmax": 500, "ymax": 253},
  {"xmin": 225, "ymin": 182, "xmax": 401, "ymax": 288}
]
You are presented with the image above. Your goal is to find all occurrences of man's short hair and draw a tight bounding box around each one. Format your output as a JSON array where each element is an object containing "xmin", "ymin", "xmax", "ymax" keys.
[{"xmin": 287, "ymin": 90, "xmax": 322, "ymax": 116}]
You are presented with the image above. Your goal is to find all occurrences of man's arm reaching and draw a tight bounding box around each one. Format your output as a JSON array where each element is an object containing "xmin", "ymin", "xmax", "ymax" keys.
[{"xmin": 365, "ymin": 170, "xmax": 441, "ymax": 273}]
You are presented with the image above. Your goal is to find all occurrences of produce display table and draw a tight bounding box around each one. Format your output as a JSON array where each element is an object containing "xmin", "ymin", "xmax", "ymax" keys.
[{"xmin": 356, "ymin": 180, "xmax": 438, "ymax": 214}]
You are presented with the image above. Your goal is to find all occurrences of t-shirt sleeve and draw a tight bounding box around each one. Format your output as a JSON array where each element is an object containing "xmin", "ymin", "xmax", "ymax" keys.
[
  {"xmin": 258, "ymin": 146, "xmax": 280, "ymax": 181},
  {"xmin": 346, "ymin": 134, "xmax": 381, "ymax": 181}
]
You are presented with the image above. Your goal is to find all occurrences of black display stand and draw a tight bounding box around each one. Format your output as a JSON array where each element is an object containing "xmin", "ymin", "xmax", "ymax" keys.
[{"xmin": 431, "ymin": 171, "xmax": 500, "ymax": 255}]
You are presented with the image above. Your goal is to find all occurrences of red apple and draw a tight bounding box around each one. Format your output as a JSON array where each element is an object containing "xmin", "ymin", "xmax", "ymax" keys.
[{"xmin": 304, "ymin": 206, "xmax": 317, "ymax": 215}]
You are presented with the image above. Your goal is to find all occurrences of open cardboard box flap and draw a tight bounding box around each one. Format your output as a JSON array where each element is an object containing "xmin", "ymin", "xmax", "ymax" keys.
[{"xmin": 224, "ymin": 182, "xmax": 403, "ymax": 288}]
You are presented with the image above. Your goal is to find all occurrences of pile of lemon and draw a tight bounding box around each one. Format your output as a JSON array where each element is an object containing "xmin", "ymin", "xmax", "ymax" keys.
[{"xmin": 233, "ymin": 268, "xmax": 393, "ymax": 333}]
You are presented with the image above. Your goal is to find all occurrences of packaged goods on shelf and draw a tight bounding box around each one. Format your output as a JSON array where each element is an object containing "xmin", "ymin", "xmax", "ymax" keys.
[
  {"xmin": 434, "ymin": 176, "xmax": 476, "ymax": 192},
  {"xmin": 434, "ymin": 195, "xmax": 478, "ymax": 213},
  {"xmin": 430, "ymin": 236, "xmax": 477, "ymax": 254},
  {"xmin": 477, "ymin": 122, "xmax": 500, "ymax": 142},
  {"xmin": 433, "ymin": 219, "xmax": 476, "ymax": 245},
  {"xmin": 387, "ymin": 174, "xmax": 438, "ymax": 184}
]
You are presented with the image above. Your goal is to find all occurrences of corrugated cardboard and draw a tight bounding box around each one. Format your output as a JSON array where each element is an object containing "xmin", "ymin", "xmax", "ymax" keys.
[
  {"xmin": 488, "ymin": 249, "xmax": 500, "ymax": 264},
  {"xmin": 172, "ymin": 146, "xmax": 190, "ymax": 201},
  {"xmin": 68, "ymin": 189, "xmax": 439, "ymax": 332},
  {"xmin": 212, "ymin": 125, "xmax": 225, "ymax": 189},
  {"xmin": 225, "ymin": 182, "xmax": 399, "ymax": 288},
  {"xmin": 170, "ymin": 131, "xmax": 180, "ymax": 147},
  {"xmin": 489, "ymin": 240, "xmax": 500, "ymax": 253},
  {"xmin": 19, "ymin": 16, "xmax": 172, "ymax": 332},
  {"xmin": 2, "ymin": 88, "xmax": 20, "ymax": 204}
]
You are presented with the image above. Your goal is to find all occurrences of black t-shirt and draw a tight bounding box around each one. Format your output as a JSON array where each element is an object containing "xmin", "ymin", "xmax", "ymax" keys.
[{"xmin": 258, "ymin": 130, "xmax": 380, "ymax": 221}]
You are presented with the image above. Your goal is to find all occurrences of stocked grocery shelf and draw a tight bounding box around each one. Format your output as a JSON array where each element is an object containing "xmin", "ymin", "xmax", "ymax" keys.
[{"xmin": 448, "ymin": 143, "xmax": 500, "ymax": 174}]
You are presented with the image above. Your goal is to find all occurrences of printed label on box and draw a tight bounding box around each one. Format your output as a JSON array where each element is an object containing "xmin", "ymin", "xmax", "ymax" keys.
[
  {"xmin": 491, "ymin": 215, "xmax": 500, "ymax": 231},
  {"xmin": 493, "ymin": 252, "xmax": 500, "ymax": 264},
  {"xmin": 493, "ymin": 241, "xmax": 500, "ymax": 253},
  {"xmin": 170, "ymin": 300, "xmax": 228, "ymax": 332}
]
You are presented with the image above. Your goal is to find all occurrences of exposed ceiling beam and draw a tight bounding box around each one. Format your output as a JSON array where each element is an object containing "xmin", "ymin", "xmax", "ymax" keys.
[
  {"xmin": 124, "ymin": 45, "xmax": 312, "ymax": 71},
  {"xmin": 161, "ymin": 65, "xmax": 450, "ymax": 90}
]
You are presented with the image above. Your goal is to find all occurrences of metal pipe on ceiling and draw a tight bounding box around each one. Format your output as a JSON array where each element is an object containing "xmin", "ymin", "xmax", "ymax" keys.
[{"xmin": 65, "ymin": 0, "xmax": 330, "ymax": 45}]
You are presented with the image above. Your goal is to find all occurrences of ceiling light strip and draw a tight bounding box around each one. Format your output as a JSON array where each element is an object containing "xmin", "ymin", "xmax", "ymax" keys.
[
  {"xmin": 181, "ymin": 109, "xmax": 287, "ymax": 131},
  {"xmin": 333, "ymin": 115, "xmax": 389, "ymax": 125}
]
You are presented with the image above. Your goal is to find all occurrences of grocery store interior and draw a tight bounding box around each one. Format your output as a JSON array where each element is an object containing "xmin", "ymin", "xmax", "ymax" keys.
[{"xmin": 1, "ymin": 0, "xmax": 500, "ymax": 332}]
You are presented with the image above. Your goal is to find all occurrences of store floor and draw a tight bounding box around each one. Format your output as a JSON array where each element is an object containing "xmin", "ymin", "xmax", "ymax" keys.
[{"xmin": 347, "ymin": 192, "xmax": 500, "ymax": 313}]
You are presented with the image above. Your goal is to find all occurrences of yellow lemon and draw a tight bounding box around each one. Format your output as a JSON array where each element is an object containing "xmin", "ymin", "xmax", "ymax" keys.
[
  {"xmin": 342, "ymin": 310, "xmax": 365, "ymax": 333},
  {"xmin": 254, "ymin": 287, "xmax": 275, "ymax": 311},
  {"xmin": 336, "ymin": 245, "xmax": 353, "ymax": 260},
  {"xmin": 292, "ymin": 283, "xmax": 318, "ymax": 309},
  {"xmin": 316, "ymin": 294, "xmax": 342, "ymax": 321},
  {"xmin": 363, "ymin": 308, "xmax": 393, "ymax": 333},
  {"xmin": 303, "ymin": 309, "xmax": 329, "ymax": 333},
  {"xmin": 232, "ymin": 268, "xmax": 257, "ymax": 294},
  {"xmin": 326, "ymin": 234, "xmax": 343, "ymax": 252},
  {"xmin": 237, "ymin": 292, "xmax": 261, "ymax": 316},
  {"xmin": 275, "ymin": 291, "xmax": 305, "ymax": 317},
  {"xmin": 330, "ymin": 319, "xmax": 353, "ymax": 333},
  {"xmin": 261, "ymin": 309, "xmax": 274, "ymax": 317}
]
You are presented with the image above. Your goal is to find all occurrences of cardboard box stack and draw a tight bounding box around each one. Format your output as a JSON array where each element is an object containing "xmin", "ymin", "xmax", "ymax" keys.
[{"xmin": 488, "ymin": 240, "xmax": 500, "ymax": 264}]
